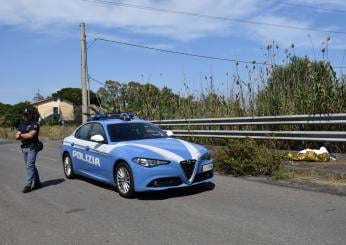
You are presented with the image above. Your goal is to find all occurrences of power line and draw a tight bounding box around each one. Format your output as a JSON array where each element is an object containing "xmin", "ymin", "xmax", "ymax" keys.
[
  {"xmin": 88, "ymin": 75, "xmax": 107, "ymax": 111},
  {"xmin": 87, "ymin": 38, "xmax": 98, "ymax": 49},
  {"xmin": 88, "ymin": 74, "xmax": 106, "ymax": 86},
  {"xmin": 273, "ymin": 1, "xmax": 346, "ymax": 14},
  {"xmin": 92, "ymin": 37, "xmax": 269, "ymax": 66},
  {"xmin": 82, "ymin": 0, "xmax": 346, "ymax": 35},
  {"xmin": 89, "ymin": 37, "xmax": 346, "ymax": 69}
]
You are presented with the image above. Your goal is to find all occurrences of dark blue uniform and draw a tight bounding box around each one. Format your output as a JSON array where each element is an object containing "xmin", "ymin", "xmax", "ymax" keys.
[
  {"xmin": 18, "ymin": 121, "xmax": 41, "ymax": 188},
  {"xmin": 18, "ymin": 121, "xmax": 40, "ymax": 147}
]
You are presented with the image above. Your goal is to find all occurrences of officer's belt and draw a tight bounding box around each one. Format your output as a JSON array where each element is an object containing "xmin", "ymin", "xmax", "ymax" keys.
[{"xmin": 21, "ymin": 142, "xmax": 35, "ymax": 148}]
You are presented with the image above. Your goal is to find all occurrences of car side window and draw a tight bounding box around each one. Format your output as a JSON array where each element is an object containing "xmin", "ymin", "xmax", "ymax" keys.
[
  {"xmin": 75, "ymin": 123, "xmax": 93, "ymax": 141},
  {"xmin": 90, "ymin": 123, "xmax": 107, "ymax": 143}
]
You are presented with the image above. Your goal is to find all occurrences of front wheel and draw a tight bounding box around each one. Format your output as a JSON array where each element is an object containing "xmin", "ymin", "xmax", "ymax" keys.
[
  {"xmin": 115, "ymin": 162, "xmax": 135, "ymax": 198},
  {"xmin": 63, "ymin": 153, "xmax": 75, "ymax": 179}
]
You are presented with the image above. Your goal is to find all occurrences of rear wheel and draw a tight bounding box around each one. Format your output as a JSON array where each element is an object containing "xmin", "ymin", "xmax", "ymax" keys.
[
  {"xmin": 63, "ymin": 153, "xmax": 75, "ymax": 179},
  {"xmin": 115, "ymin": 162, "xmax": 135, "ymax": 198}
]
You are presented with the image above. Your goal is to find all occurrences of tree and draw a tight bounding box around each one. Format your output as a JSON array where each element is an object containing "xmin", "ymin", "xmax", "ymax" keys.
[
  {"xmin": 52, "ymin": 88, "xmax": 81, "ymax": 106},
  {"xmin": 52, "ymin": 88, "xmax": 99, "ymax": 106},
  {"xmin": 0, "ymin": 103, "xmax": 12, "ymax": 125},
  {"xmin": 0, "ymin": 102, "xmax": 39, "ymax": 128},
  {"xmin": 96, "ymin": 81, "xmax": 119, "ymax": 113}
]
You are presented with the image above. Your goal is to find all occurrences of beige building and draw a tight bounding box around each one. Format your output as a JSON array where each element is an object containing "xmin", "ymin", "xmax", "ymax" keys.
[{"xmin": 32, "ymin": 97, "xmax": 75, "ymax": 121}]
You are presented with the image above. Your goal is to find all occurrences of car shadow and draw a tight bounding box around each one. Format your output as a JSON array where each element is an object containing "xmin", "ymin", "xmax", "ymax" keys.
[
  {"xmin": 75, "ymin": 176, "xmax": 215, "ymax": 200},
  {"xmin": 76, "ymin": 176, "xmax": 115, "ymax": 191},
  {"xmin": 135, "ymin": 182, "xmax": 215, "ymax": 200},
  {"xmin": 42, "ymin": 178, "xmax": 66, "ymax": 188}
]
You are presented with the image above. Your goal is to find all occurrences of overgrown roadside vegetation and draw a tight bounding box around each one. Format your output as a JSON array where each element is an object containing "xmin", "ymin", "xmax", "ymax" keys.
[
  {"xmin": 214, "ymin": 138, "xmax": 286, "ymax": 179},
  {"xmin": 212, "ymin": 138, "xmax": 346, "ymax": 189},
  {"xmin": 0, "ymin": 126, "xmax": 75, "ymax": 140},
  {"xmin": 90, "ymin": 56, "xmax": 345, "ymax": 120}
]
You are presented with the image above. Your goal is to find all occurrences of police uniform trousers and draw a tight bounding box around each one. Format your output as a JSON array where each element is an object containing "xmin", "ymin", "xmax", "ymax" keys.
[{"xmin": 22, "ymin": 147, "xmax": 40, "ymax": 187}]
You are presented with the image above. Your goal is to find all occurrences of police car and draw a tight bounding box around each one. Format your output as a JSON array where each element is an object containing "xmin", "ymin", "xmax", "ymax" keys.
[{"xmin": 60, "ymin": 113, "xmax": 213, "ymax": 198}]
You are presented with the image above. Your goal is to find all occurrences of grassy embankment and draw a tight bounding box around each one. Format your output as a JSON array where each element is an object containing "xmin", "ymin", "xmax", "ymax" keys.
[{"xmin": 0, "ymin": 126, "xmax": 75, "ymax": 140}]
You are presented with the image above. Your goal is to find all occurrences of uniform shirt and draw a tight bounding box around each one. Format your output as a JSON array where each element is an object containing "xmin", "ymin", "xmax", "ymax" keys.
[{"xmin": 17, "ymin": 121, "xmax": 40, "ymax": 145}]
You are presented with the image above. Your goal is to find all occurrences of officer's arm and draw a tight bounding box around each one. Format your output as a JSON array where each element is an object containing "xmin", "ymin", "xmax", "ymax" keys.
[
  {"xmin": 15, "ymin": 131, "xmax": 21, "ymax": 140},
  {"xmin": 20, "ymin": 130, "xmax": 37, "ymax": 140}
]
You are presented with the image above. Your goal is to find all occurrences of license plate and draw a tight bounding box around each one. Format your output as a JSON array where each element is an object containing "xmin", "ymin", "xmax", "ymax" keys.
[{"xmin": 202, "ymin": 163, "xmax": 213, "ymax": 172}]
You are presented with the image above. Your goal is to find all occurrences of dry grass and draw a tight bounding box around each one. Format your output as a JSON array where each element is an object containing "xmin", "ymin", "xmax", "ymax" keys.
[
  {"xmin": 39, "ymin": 125, "xmax": 75, "ymax": 139},
  {"xmin": 0, "ymin": 126, "xmax": 75, "ymax": 140},
  {"xmin": 282, "ymin": 171, "xmax": 346, "ymax": 187},
  {"xmin": 0, "ymin": 128, "xmax": 15, "ymax": 139}
]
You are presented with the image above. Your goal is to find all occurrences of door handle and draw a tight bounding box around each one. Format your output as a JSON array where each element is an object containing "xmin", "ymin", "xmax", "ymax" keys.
[
  {"xmin": 85, "ymin": 146, "xmax": 90, "ymax": 151},
  {"xmin": 70, "ymin": 142, "xmax": 74, "ymax": 146}
]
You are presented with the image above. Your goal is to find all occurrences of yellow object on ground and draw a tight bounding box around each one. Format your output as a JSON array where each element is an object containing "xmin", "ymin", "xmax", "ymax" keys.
[{"xmin": 287, "ymin": 147, "xmax": 330, "ymax": 162}]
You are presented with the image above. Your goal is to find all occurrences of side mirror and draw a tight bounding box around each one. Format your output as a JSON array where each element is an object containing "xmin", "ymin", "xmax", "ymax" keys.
[
  {"xmin": 90, "ymin": 134, "xmax": 105, "ymax": 143},
  {"xmin": 165, "ymin": 130, "xmax": 174, "ymax": 137}
]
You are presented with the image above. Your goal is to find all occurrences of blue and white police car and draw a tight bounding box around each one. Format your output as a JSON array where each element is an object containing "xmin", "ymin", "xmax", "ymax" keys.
[{"xmin": 61, "ymin": 113, "xmax": 213, "ymax": 198}]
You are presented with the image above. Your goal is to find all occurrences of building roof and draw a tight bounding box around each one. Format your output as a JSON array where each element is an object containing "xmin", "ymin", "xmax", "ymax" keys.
[{"xmin": 31, "ymin": 97, "xmax": 73, "ymax": 106}]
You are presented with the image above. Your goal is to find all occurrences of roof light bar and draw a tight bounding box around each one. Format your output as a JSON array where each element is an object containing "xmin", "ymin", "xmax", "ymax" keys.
[{"xmin": 88, "ymin": 113, "xmax": 138, "ymax": 121}]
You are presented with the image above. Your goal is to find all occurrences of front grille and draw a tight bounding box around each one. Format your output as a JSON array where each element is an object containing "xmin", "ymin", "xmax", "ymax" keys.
[
  {"xmin": 193, "ymin": 170, "xmax": 213, "ymax": 183},
  {"xmin": 180, "ymin": 160, "xmax": 196, "ymax": 180},
  {"xmin": 147, "ymin": 177, "xmax": 182, "ymax": 187}
]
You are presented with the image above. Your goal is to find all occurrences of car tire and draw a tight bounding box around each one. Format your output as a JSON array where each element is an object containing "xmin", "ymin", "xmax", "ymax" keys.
[
  {"xmin": 115, "ymin": 162, "xmax": 135, "ymax": 198},
  {"xmin": 63, "ymin": 153, "xmax": 75, "ymax": 179}
]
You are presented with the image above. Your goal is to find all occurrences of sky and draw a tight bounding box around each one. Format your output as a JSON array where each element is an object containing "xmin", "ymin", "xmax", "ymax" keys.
[{"xmin": 0, "ymin": 0, "xmax": 346, "ymax": 104}]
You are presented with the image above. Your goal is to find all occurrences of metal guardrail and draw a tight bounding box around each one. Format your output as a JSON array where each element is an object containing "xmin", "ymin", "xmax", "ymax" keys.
[
  {"xmin": 171, "ymin": 130, "xmax": 346, "ymax": 142},
  {"xmin": 152, "ymin": 113, "xmax": 346, "ymax": 126},
  {"xmin": 152, "ymin": 113, "xmax": 346, "ymax": 142}
]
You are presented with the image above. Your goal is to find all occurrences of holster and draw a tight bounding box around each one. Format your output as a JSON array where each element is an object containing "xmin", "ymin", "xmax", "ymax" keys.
[{"xmin": 21, "ymin": 143, "xmax": 35, "ymax": 150}]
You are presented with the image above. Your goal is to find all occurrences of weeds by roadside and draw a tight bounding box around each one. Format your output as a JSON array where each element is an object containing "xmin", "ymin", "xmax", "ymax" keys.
[
  {"xmin": 214, "ymin": 138, "xmax": 284, "ymax": 177},
  {"xmin": 0, "ymin": 126, "xmax": 75, "ymax": 140},
  {"xmin": 0, "ymin": 128, "xmax": 10, "ymax": 139},
  {"xmin": 39, "ymin": 126, "xmax": 75, "ymax": 139},
  {"xmin": 287, "ymin": 172, "xmax": 346, "ymax": 187}
]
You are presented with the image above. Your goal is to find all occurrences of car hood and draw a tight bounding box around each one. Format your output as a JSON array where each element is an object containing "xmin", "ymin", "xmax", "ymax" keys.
[{"xmin": 110, "ymin": 138, "xmax": 206, "ymax": 162}]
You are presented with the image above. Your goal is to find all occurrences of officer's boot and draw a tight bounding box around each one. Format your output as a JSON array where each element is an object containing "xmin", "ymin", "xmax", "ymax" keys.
[{"xmin": 22, "ymin": 186, "xmax": 31, "ymax": 193}]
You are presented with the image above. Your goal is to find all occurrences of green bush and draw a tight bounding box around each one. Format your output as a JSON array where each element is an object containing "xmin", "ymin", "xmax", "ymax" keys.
[
  {"xmin": 215, "ymin": 138, "xmax": 283, "ymax": 176},
  {"xmin": 44, "ymin": 118, "xmax": 60, "ymax": 126}
]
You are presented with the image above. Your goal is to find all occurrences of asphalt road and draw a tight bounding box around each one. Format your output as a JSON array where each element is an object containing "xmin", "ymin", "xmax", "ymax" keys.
[{"xmin": 0, "ymin": 140, "xmax": 345, "ymax": 245}]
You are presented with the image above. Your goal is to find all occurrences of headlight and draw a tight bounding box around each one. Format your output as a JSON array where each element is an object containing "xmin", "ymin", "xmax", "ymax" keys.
[
  {"xmin": 200, "ymin": 152, "xmax": 211, "ymax": 160},
  {"xmin": 133, "ymin": 157, "xmax": 170, "ymax": 167}
]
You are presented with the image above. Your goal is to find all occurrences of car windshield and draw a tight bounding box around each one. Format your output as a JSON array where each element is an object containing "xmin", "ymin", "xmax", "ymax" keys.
[{"xmin": 107, "ymin": 122, "xmax": 167, "ymax": 142}]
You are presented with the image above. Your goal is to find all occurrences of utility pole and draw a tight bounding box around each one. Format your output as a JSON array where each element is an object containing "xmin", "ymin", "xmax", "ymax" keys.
[{"xmin": 80, "ymin": 22, "xmax": 89, "ymax": 123}]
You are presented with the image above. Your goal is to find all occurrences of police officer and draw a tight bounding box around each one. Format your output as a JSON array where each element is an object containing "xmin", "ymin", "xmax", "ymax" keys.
[{"xmin": 15, "ymin": 109, "xmax": 42, "ymax": 193}]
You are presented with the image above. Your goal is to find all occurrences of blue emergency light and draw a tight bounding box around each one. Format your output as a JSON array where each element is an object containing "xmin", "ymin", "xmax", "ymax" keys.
[{"xmin": 89, "ymin": 113, "xmax": 138, "ymax": 121}]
